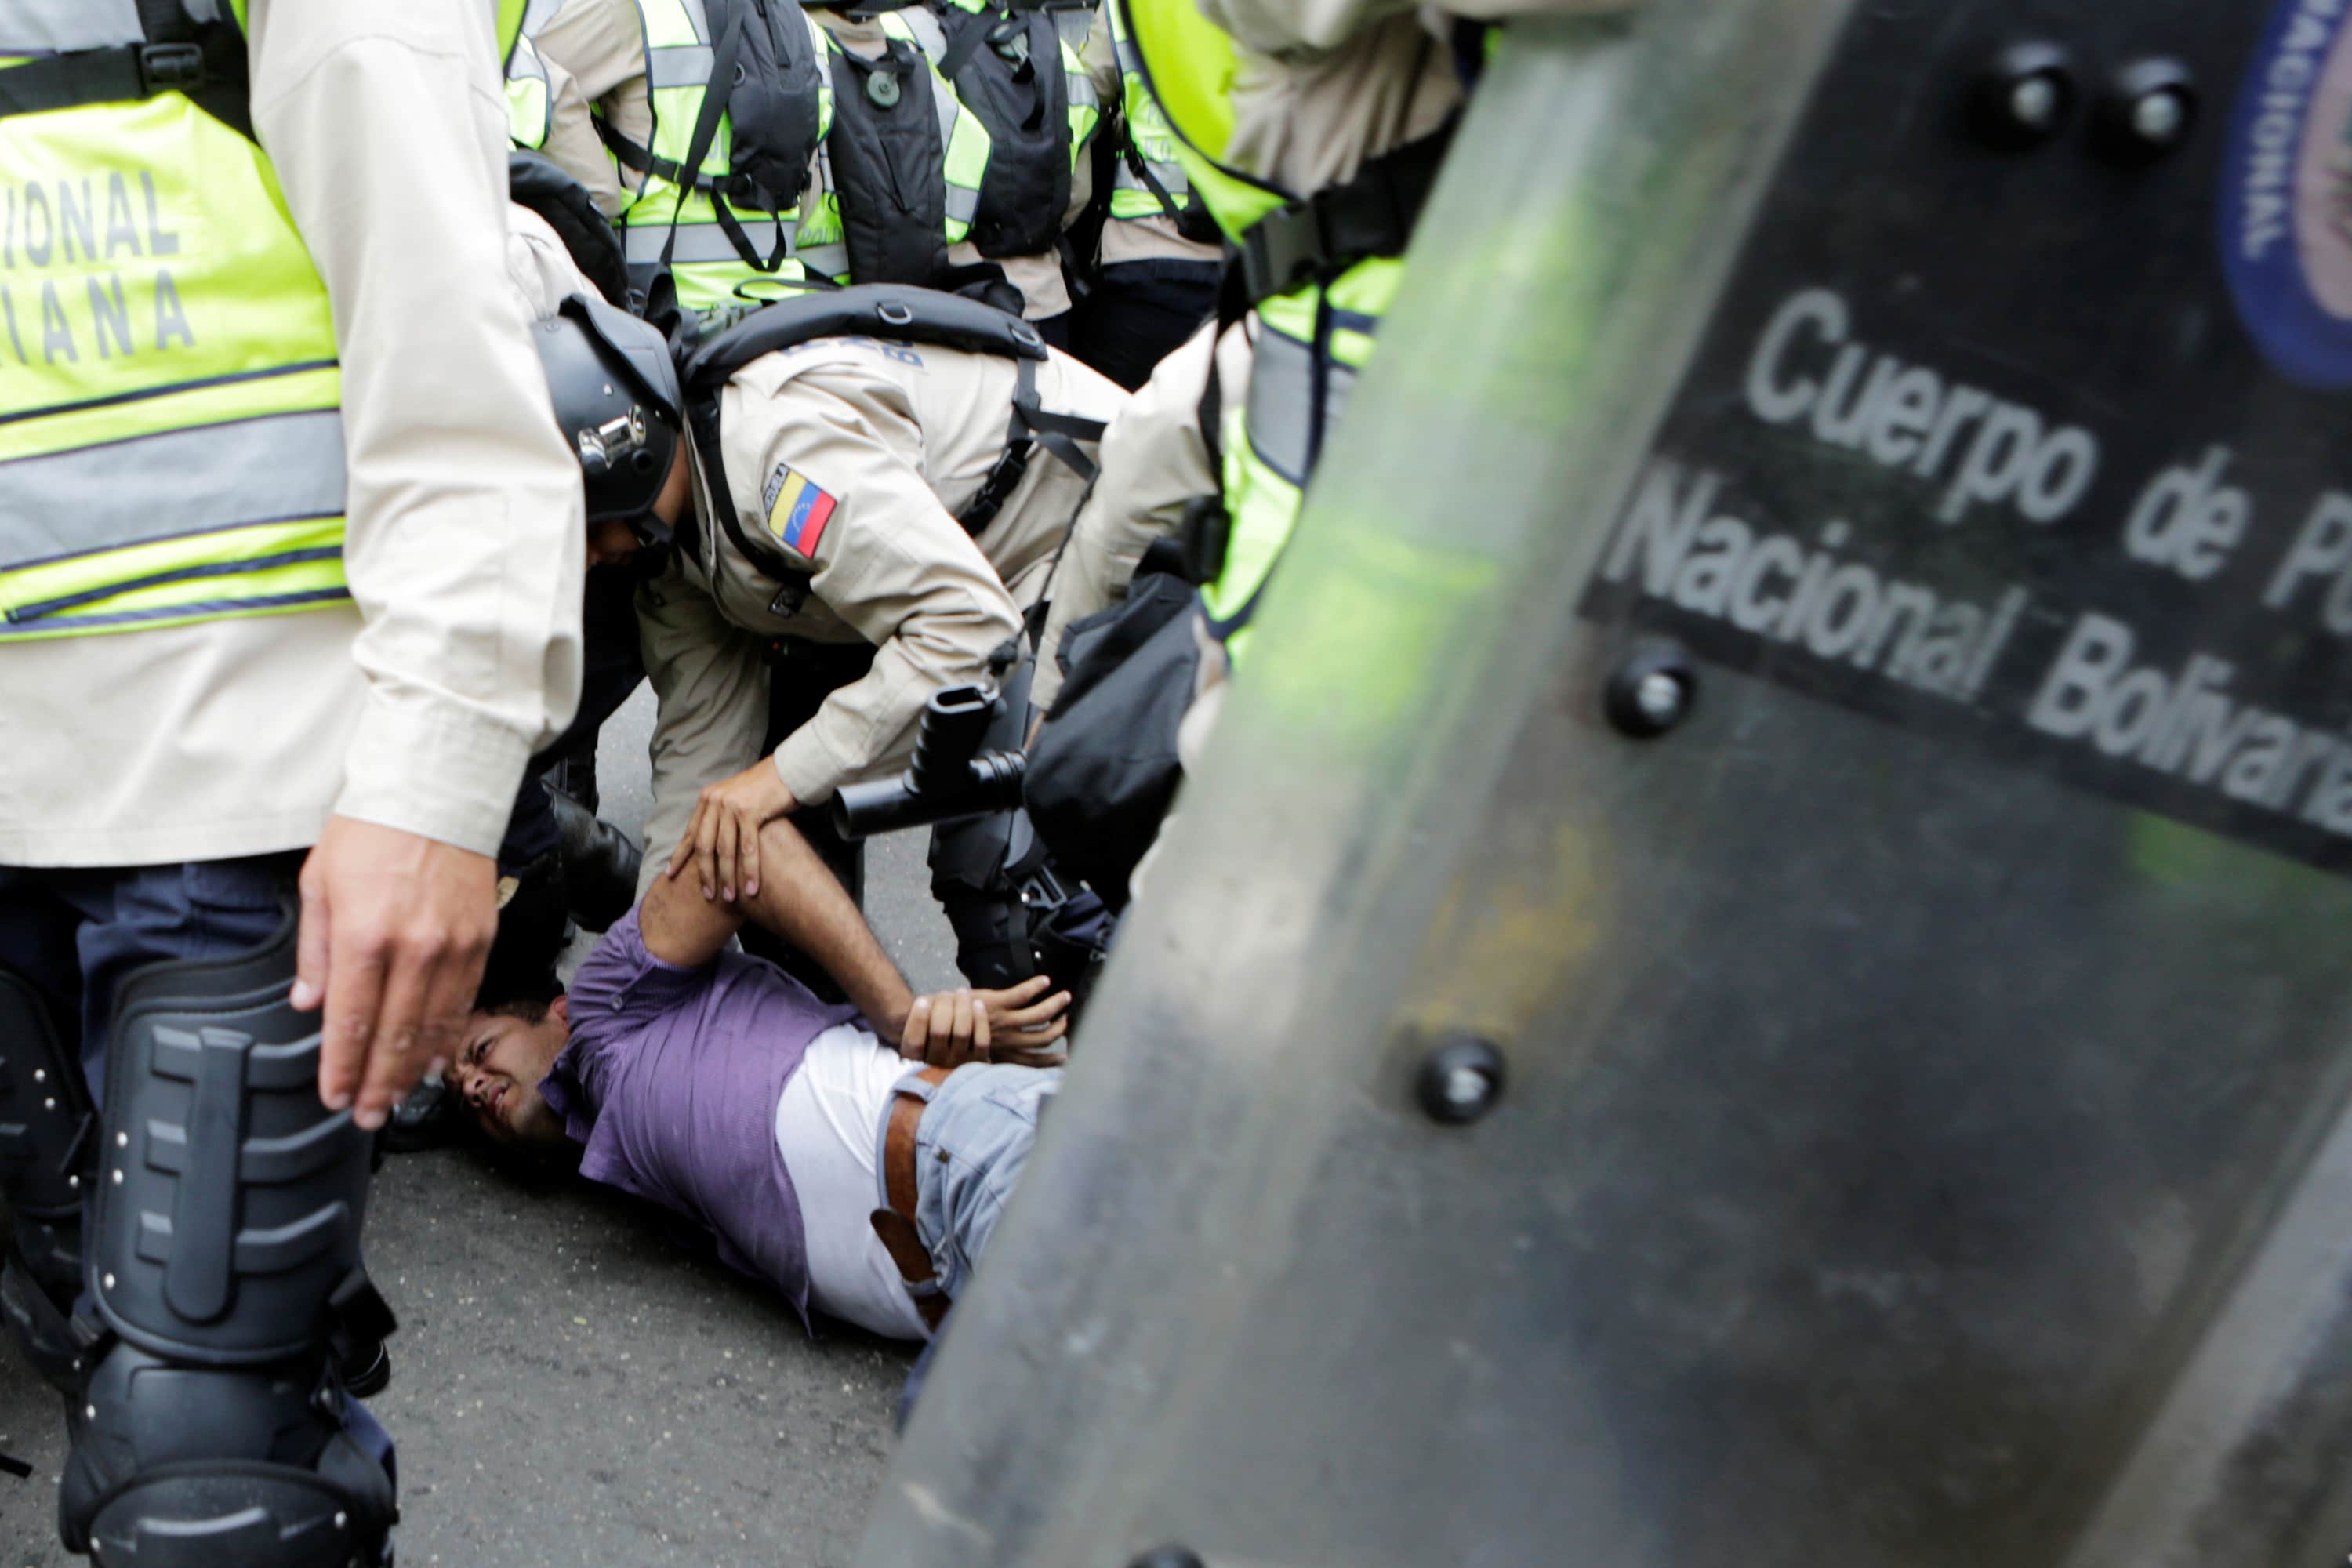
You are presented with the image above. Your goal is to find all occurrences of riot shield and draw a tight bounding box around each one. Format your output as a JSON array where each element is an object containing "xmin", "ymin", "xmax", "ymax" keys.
[{"xmin": 856, "ymin": 2, "xmax": 2352, "ymax": 1564}]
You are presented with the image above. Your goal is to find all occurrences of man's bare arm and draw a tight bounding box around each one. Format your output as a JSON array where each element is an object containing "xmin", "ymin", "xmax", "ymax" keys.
[{"xmin": 640, "ymin": 815, "xmax": 917, "ymax": 1037}]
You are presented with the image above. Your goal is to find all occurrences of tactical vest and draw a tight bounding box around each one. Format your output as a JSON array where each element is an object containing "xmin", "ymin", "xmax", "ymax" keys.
[
  {"xmin": 1103, "ymin": 0, "xmax": 1214, "ymax": 242},
  {"xmin": 593, "ymin": 0, "xmax": 833, "ymax": 315},
  {"xmin": 0, "ymin": 0, "xmax": 522, "ymax": 641},
  {"xmin": 1201, "ymin": 260, "xmax": 1399, "ymax": 666},
  {"xmin": 796, "ymin": 13, "xmax": 989, "ymax": 287},
  {"xmin": 680, "ymin": 284, "xmax": 1105, "ymax": 616},
  {"xmin": 910, "ymin": 0, "xmax": 1098, "ymax": 260}
]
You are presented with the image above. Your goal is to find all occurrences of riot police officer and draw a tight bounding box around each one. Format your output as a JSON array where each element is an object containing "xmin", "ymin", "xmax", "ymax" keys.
[
  {"xmin": 0, "ymin": 2, "xmax": 583, "ymax": 1563},
  {"xmin": 1028, "ymin": 0, "xmax": 1644, "ymax": 902}
]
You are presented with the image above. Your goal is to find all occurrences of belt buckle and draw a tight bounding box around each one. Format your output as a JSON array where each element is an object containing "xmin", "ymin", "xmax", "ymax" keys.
[{"xmin": 137, "ymin": 43, "xmax": 208, "ymax": 96}]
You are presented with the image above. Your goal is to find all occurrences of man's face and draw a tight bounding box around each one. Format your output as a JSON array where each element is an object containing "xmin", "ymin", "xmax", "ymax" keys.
[{"xmin": 447, "ymin": 998, "xmax": 572, "ymax": 1148}]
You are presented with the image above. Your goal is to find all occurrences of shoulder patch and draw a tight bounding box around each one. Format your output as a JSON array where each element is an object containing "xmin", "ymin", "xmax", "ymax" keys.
[{"xmin": 762, "ymin": 463, "xmax": 840, "ymax": 557}]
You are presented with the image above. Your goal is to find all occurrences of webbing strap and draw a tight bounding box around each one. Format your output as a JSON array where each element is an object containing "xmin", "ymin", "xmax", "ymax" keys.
[
  {"xmin": 956, "ymin": 356, "xmax": 1102, "ymax": 535},
  {"xmin": 932, "ymin": 6, "xmax": 994, "ymax": 82},
  {"xmin": 1235, "ymin": 118, "xmax": 1454, "ymax": 306},
  {"xmin": 0, "ymin": 0, "xmax": 252, "ymax": 140},
  {"xmin": 662, "ymin": 4, "xmax": 768, "ymax": 274},
  {"xmin": 1123, "ymin": 138, "xmax": 1219, "ymax": 244},
  {"xmin": 0, "ymin": 45, "xmax": 154, "ymax": 118}
]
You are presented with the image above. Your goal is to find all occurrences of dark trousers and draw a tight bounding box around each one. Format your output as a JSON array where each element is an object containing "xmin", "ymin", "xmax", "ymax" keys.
[
  {"xmin": 0, "ymin": 855, "xmax": 301, "ymax": 1098},
  {"xmin": 500, "ymin": 563, "xmax": 649, "ymax": 870},
  {"xmin": 1070, "ymin": 259, "xmax": 1220, "ymax": 391}
]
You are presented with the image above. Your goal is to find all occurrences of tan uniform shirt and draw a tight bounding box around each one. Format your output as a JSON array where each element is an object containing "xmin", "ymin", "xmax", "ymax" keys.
[
  {"xmin": 1203, "ymin": 0, "xmax": 1635, "ymax": 198},
  {"xmin": 637, "ymin": 339, "xmax": 1125, "ymax": 874},
  {"xmin": 524, "ymin": 0, "xmax": 646, "ymax": 217},
  {"xmin": 538, "ymin": 49, "xmax": 620, "ymax": 213},
  {"xmin": 0, "ymin": 0, "xmax": 585, "ymax": 868}
]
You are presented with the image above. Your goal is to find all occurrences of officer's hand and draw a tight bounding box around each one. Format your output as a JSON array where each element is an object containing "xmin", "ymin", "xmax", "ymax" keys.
[
  {"xmin": 292, "ymin": 817, "xmax": 499, "ymax": 1131},
  {"xmin": 666, "ymin": 760, "xmax": 797, "ymax": 903},
  {"xmin": 899, "ymin": 977, "xmax": 1072, "ymax": 1070}
]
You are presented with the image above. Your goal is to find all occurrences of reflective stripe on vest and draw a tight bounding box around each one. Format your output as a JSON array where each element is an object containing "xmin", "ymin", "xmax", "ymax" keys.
[
  {"xmin": 1201, "ymin": 258, "xmax": 1401, "ymax": 666},
  {"xmin": 615, "ymin": 0, "xmax": 833, "ymax": 314},
  {"xmin": 506, "ymin": 32, "xmax": 553, "ymax": 149},
  {"xmin": 1106, "ymin": 0, "xmax": 1194, "ymax": 223},
  {"xmin": 883, "ymin": 9, "xmax": 989, "ymax": 237},
  {"xmin": 0, "ymin": 28, "xmax": 349, "ymax": 640}
]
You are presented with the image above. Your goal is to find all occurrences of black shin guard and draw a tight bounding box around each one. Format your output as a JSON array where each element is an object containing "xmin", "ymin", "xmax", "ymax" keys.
[
  {"xmin": 0, "ymin": 967, "xmax": 94, "ymax": 1392},
  {"xmin": 60, "ymin": 920, "xmax": 397, "ymax": 1567}
]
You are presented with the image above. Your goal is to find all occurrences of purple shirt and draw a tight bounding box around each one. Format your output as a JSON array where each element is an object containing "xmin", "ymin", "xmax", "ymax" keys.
[{"xmin": 539, "ymin": 909, "xmax": 859, "ymax": 1320}]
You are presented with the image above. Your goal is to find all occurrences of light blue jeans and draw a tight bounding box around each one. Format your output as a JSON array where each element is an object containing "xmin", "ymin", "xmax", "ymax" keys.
[{"xmin": 875, "ymin": 1062, "xmax": 1061, "ymax": 1308}]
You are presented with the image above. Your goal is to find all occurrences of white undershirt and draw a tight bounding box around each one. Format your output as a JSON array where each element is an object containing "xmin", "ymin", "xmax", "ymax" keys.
[{"xmin": 774, "ymin": 1024, "xmax": 932, "ymax": 1342}]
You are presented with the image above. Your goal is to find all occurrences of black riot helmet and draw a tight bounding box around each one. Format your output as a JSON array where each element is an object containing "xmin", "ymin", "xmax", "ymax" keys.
[{"xmin": 535, "ymin": 293, "xmax": 686, "ymax": 544}]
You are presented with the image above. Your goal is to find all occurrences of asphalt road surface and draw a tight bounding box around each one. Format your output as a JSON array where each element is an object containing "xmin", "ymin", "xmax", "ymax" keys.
[{"xmin": 0, "ymin": 685, "xmax": 959, "ymax": 1567}]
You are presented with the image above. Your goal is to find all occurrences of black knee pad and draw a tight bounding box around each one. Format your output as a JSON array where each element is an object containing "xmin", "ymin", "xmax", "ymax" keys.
[
  {"xmin": 64, "ymin": 1344, "xmax": 394, "ymax": 1566},
  {"xmin": 60, "ymin": 917, "xmax": 396, "ymax": 1566},
  {"xmin": 0, "ymin": 966, "xmax": 94, "ymax": 1388}
]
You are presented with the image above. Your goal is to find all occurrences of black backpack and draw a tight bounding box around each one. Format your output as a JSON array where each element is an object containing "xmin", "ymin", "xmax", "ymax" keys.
[
  {"xmin": 924, "ymin": 2, "xmax": 1073, "ymax": 260},
  {"xmin": 821, "ymin": 33, "xmax": 954, "ymax": 288},
  {"xmin": 597, "ymin": 0, "xmax": 826, "ymax": 276},
  {"xmin": 1023, "ymin": 560, "xmax": 1200, "ymax": 912},
  {"xmin": 508, "ymin": 151, "xmax": 631, "ymax": 308}
]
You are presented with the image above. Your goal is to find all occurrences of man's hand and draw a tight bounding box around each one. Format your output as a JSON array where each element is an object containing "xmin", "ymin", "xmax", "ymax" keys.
[
  {"xmin": 899, "ymin": 975, "xmax": 1073, "ymax": 1069},
  {"xmin": 292, "ymin": 817, "xmax": 499, "ymax": 1131},
  {"xmin": 665, "ymin": 759, "xmax": 797, "ymax": 903}
]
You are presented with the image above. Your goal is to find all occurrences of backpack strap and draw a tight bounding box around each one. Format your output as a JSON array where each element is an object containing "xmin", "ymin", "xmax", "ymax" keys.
[
  {"xmin": 0, "ymin": 0, "xmax": 252, "ymax": 140},
  {"xmin": 957, "ymin": 356, "xmax": 1105, "ymax": 533},
  {"xmin": 1121, "ymin": 135, "xmax": 1223, "ymax": 245},
  {"xmin": 656, "ymin": 0, "xmax": 796, "ymax": 275}
]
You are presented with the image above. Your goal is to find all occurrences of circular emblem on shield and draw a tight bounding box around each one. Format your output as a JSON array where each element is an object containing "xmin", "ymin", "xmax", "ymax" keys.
[{"xmin": 2220, "ymin": 0, "xmax": 2352, "ymax": 390}]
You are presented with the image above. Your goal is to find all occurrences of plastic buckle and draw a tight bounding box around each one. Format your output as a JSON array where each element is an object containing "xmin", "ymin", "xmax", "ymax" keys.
[
  {"xmin": 1017, "ymin": 864, "xmax": 1069, "ymax": 913},
  {"xmin": 1240, "ymin": 203, "xmax": 1328, "ymax": 303},
  {"xmin": 136, "ymin": 43, "xmax": 207, "ymax": 96},
  {"xmin": 1179, "ymin": 495, "xmax": 1230, "ymax": 586}
]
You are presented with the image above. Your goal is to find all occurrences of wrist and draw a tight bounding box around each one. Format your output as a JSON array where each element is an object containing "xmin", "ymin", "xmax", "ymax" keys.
[{"xmin": 870, "ymin": 982, "xmax": 916, "ymax": 1046}]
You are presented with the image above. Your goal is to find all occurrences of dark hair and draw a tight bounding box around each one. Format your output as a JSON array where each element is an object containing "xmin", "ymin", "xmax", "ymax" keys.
[{"xmin": 472, "ymin": 964, "xmax": 564, "ymax": 1021}]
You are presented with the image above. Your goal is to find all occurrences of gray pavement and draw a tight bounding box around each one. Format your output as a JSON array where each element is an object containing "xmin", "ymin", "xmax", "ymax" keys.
[{"xmin": 0, "ymin": 685, "xmax": 959, "ymax": 1566}]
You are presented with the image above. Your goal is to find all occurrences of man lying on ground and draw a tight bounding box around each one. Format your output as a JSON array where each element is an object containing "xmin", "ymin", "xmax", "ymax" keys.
[{"xmin": 448, "ymin": 811, "xmax": 1070, "ymax": 1341}]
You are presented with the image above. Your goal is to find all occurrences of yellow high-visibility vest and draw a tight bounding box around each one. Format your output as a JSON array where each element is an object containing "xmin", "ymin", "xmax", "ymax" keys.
[{"xmin": 0, "ymin": 0, "xmax": 524, "ymax": 640}]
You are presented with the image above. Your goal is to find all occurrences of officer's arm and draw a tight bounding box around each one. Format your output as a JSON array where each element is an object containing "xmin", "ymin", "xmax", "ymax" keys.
[
  {"xmin": 1033, "ymin": 319, "xmax": 1229, "ymax": 713},
  {"xmin": 639, "ymin": 557, "xmax": 775, "ymax": 900},
  {"xmin": 540, "ymin": 51, "xmax": 626, "ymax": 218},
  {"xmin": 753, "ymin": 385, "xmax": 1026, "ymax": 808},
  {"xmin": 523, "ymin": 0, "xmax": 647, "ymax": 104},
  {"xmin": 1080, "ymin": 2, "xmax": 1121, "ymax": 106},
  {"xmin": 638, "ymin": 814, "xmax": 920, "ymax": 1035},
  {"xmin": 249, "ymin": 0, "xmax": 586, "ymax": 1126}
]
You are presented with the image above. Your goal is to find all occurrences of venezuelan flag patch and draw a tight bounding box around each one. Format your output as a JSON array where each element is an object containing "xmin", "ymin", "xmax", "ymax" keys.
[{"xmin": 763, "ymin": 464, "xmax": 839, "ymax": 556}]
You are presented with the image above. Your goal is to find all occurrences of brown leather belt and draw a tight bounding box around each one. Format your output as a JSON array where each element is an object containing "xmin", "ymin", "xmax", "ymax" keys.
[{"xmin": 870, "ymin": 1065, "xmax": 952, "ymax": 1330}]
